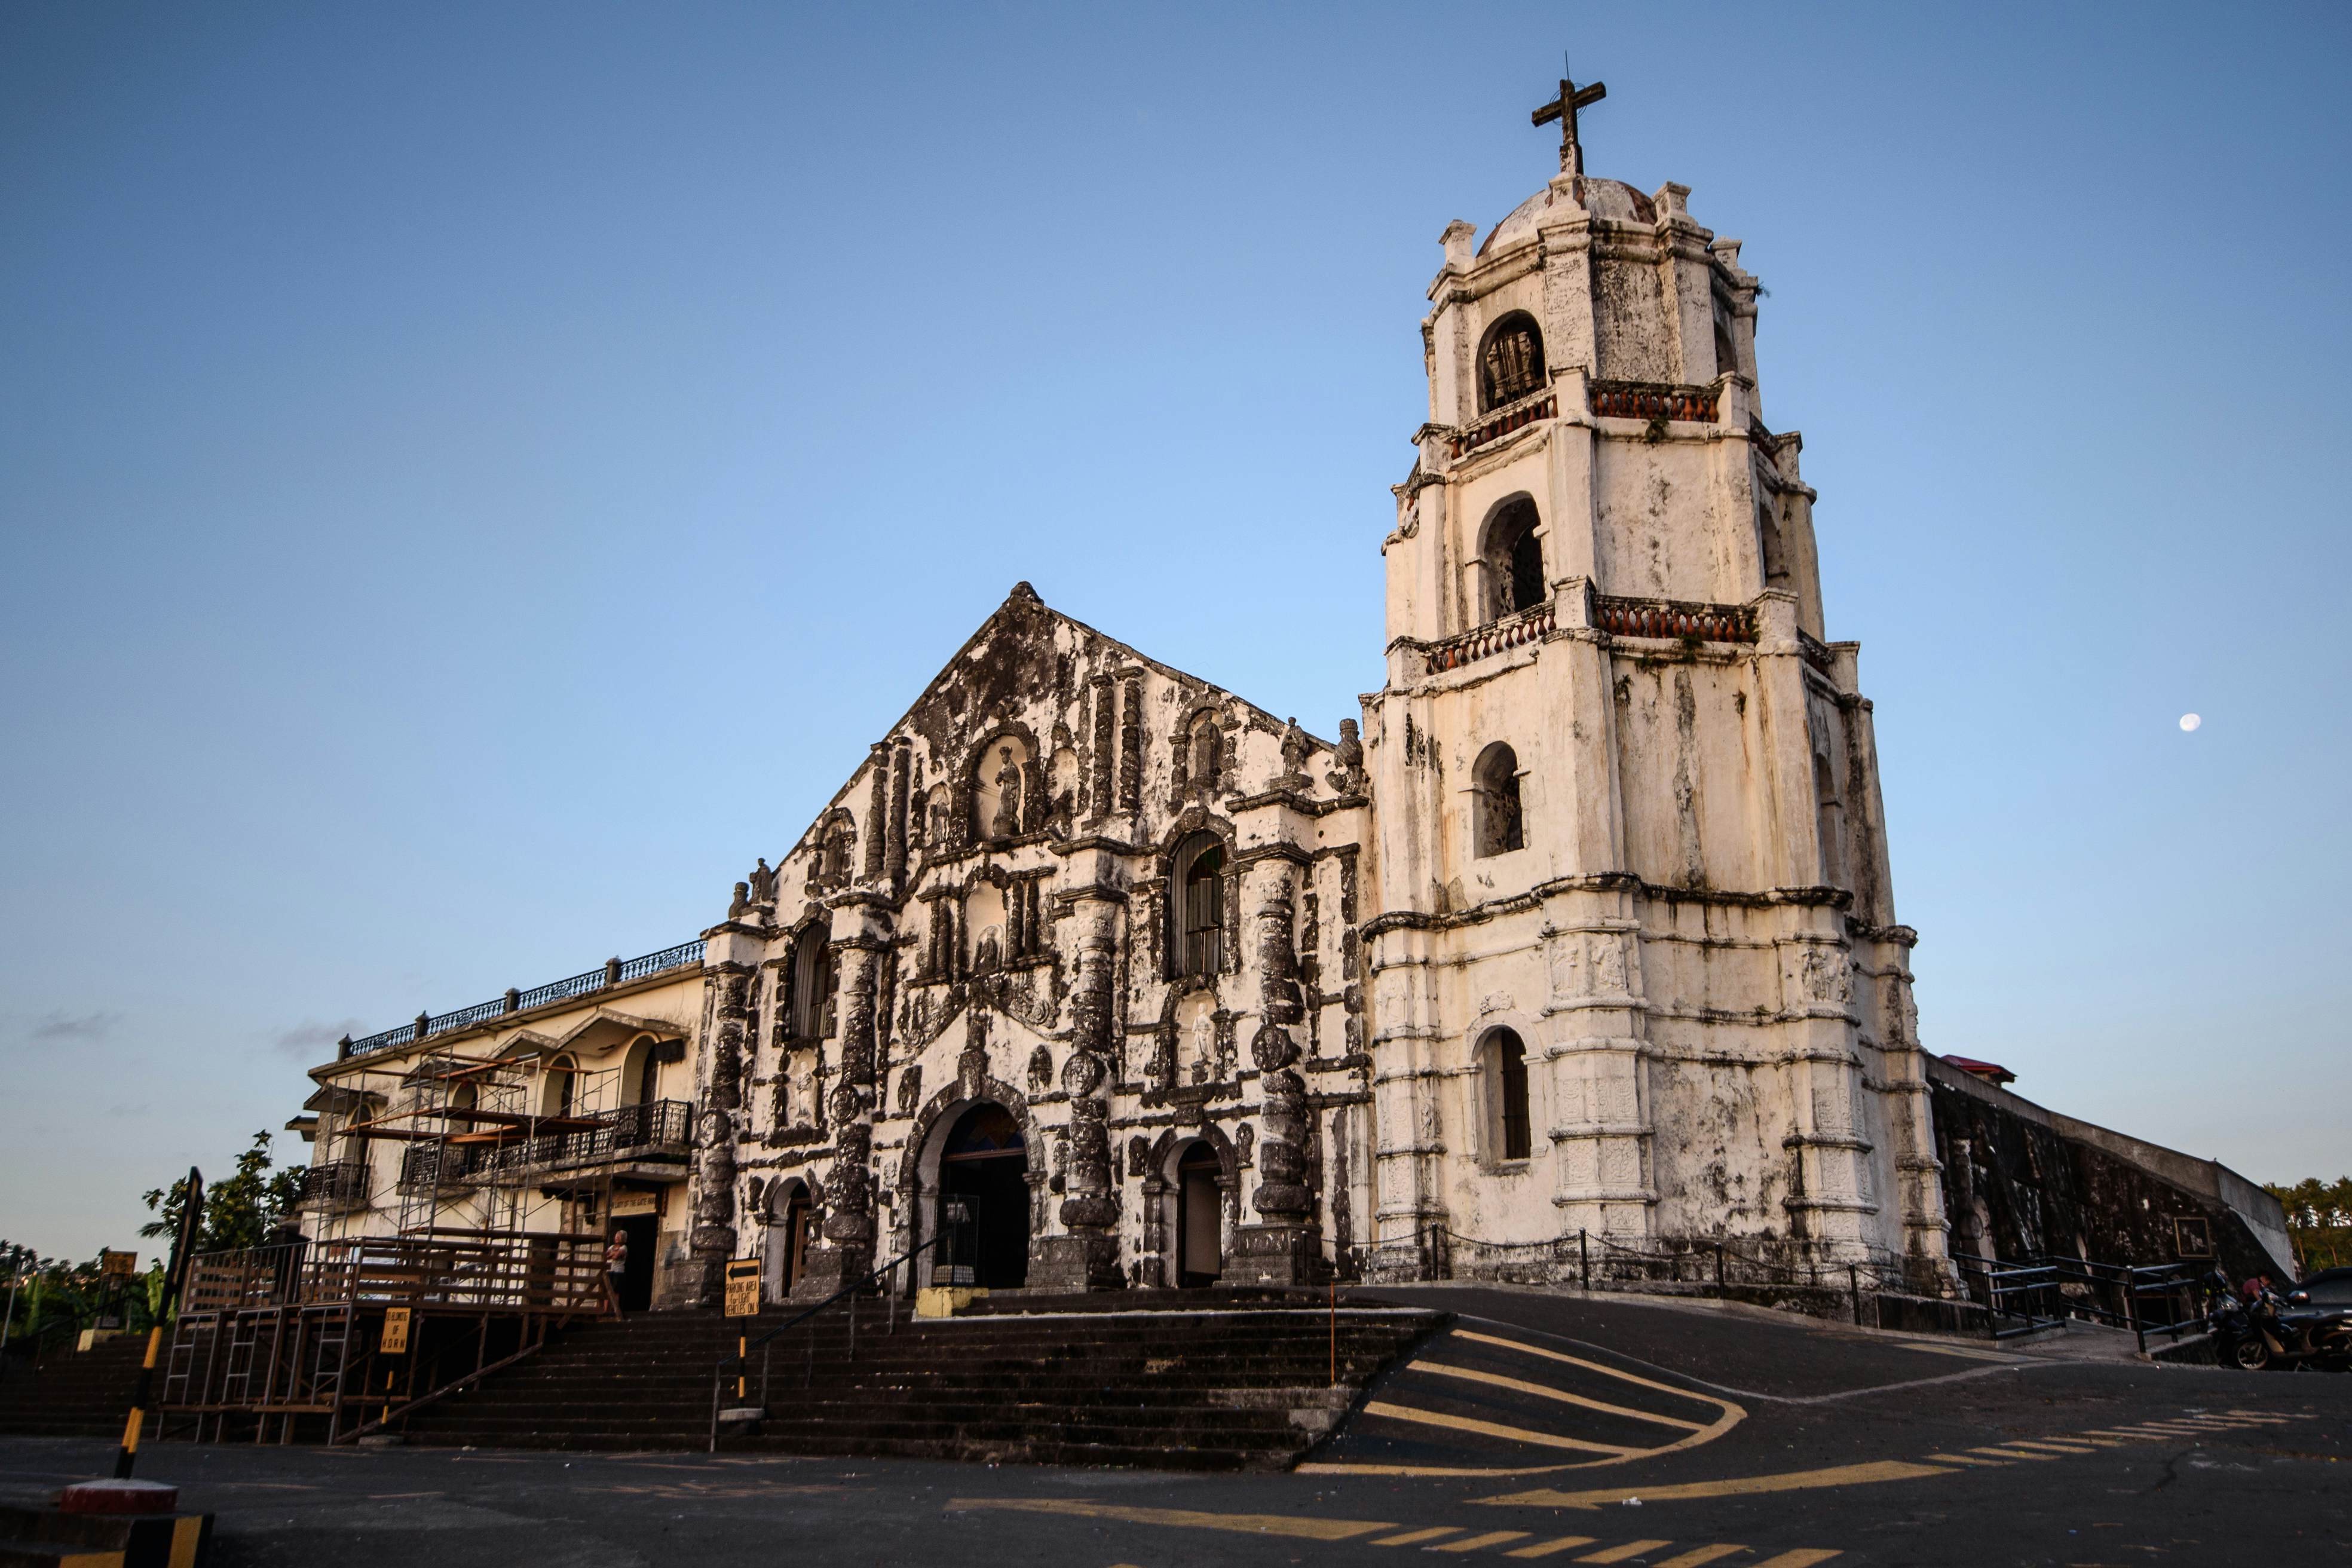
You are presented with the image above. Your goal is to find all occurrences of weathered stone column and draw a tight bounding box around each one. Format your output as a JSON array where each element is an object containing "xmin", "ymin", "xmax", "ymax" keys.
[
  {"xmin": 688, "ymin": 951, "xmax": 754, "ymax": 1307},
  {"xmin": 1034, "ymin": 893, "xmax": 1123, "ymax": 1290},
  {"xmin": 793, "ymin": 901, "xmax": 892, "ymax": 1299},
  {"xmin": 1233, "ymin": 860, "xmax": 1322, "ymax": 1285},
  {"xmin": 885, "ymin": 740, "xmax": 911, "ymax": 886}
]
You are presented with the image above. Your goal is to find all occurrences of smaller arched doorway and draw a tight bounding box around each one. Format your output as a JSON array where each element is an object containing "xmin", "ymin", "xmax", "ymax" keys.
[
  {"xmin": 939, "ymin": 1103, "xmax": 1029, "ymax": 1289},
  {"xmin": 764, "ymin": 1180, "xmax": 813, "ymax": 1302},
  {"xmin": 1175, "ymin": 1140, "xmax": 1224, "ymax": 1288}
]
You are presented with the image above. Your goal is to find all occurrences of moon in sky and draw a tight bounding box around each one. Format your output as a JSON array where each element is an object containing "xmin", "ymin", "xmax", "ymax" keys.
[{"xmin": 2179, "ymin": 713, "xmax": 2202, "ymax": 732}]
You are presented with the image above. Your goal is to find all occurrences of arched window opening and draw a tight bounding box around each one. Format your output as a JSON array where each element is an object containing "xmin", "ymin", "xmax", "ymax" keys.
[
  {"xmin": 1171, "ymin": 834, "xmax": 1226, "ymax": 979},
  {"xmin": 544, "ymin": 1055, "xmax": 578, "ymax": 1120},
  {"xmin": 1478, "ymin": 312, "xmax": 1546, "ymax": 412},
  {"xmin": 1757, "ymin": 500, "xmax": 1790, "ymax": 588},
  {"xmin": 1483, "ymin": 498, "xmax": 1545, "ymax": 621},
  {"xmin": 788, "ymin": 926, "xmax": 832, "ymax": 1040},
  {"xmin": 1474, "ymin": 743, "xmax": 1524, "ymax": 858},
  {"xmin": 1487, "ymin": 1028, "xmax": 1532, "ymax": 1162}
]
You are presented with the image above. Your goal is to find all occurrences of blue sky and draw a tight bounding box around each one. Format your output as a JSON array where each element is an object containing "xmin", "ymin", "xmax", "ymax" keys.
[{"xmin": 4, "ymin": 3, "xmax": 2347, "ymax": 1261}]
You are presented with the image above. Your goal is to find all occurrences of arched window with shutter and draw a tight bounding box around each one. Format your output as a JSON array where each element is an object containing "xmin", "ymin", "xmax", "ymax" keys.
[
  {"xmin": 1484, "ymin": 1027, "xmax": 1532, "ymax": 1162},
  {"xmin": 1169, "ymin": 832, "xmax": 1226, "ymax": 979},
  {"xmin": 1474, "ymin": 742, "xmax": 1524, "ymax": 858}
]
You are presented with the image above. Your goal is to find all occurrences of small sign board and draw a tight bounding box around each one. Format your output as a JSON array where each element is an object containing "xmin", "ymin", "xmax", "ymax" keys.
[
  {"xmin": 2173, "ymin": 1216, "xmax": 2213, "ymax": 1260},
  {"xmin": 611, "ymin": 1190, "xmax": 659, "ymax": 1217},
  {"xmin": 98, "ymin": 1250, "xmax": 139, "ymax": 1278},
  {"xmin": 381, "ymin": 1306, "xmax": 412, "ymax": 1355},
  {"xmin": 723, "ymin": 1257, "xmax": 762, "ymax": 1318}
]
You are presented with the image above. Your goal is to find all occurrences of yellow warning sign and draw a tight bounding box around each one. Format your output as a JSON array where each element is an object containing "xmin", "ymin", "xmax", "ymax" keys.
[
  {"xmin": 724, "ymin": 1257, "xmax": 761, "ymax": 1318},
  {"xmin": 381, "ymin": 1306, "xmax": 412, "ymax": 1355}
]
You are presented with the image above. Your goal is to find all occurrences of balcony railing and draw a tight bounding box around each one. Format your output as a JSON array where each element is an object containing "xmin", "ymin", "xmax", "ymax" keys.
[
  {"xmin": 340, "ymin": 940, "xmax": 705, "ymax": 1060},
  {"xmin": 1424, "ymin": 602, "xmax": 1557, "ymax": 675},
  {"xmin": 454, "ymin": 1100, "xmax": 696, "ymax": 1181},
  {"xmin": 301, "ymin": 1160, "xmax": 370, "ymax": 1208},
  {"xmin": 1588, "ymin": 380, "xmax": 1720, "ymax": 424},
  {"xmin": 1592, "ymin": 594, "xmax": 1756, "ymax": 644},
  {"xmin": 1450, "ymin": 389, "xmax": 1557, "ymax": 460}
]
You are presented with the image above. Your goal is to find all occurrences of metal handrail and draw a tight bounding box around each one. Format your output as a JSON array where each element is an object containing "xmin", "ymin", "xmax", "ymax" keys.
[{"xmin": 705, "ymin": 1235, "xmax": 945, "ymax": 1452}]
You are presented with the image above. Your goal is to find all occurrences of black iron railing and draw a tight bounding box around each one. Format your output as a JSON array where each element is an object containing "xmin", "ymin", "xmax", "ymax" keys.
[
  {"xmin": 1950, "ymin": 1252, "xmax": 2200, "ymax": 1345},
  {"xmin": 300, "ymin": 1161, "xmax": 369, "ymax": 1206},
  {"xmin": 339, "ymin": 941, "xmax": 705, "ymax": 1059},
  {"xmin": 454, "ymin": 1101, "xmax": 696, "ymax": 1180}
]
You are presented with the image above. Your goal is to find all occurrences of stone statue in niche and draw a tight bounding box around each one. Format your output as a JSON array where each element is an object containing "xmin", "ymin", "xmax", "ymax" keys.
[
  {"xmin": 1189, "ymin": 1017, "xmax": 1214, "ymax": 1085},
  {"xmin": 991, "ymin": 748, "xmax": 1023, "ymax": 838},
  {"xmin": 1027, "ymin": 1044, "xmax": 1054, "ymax": 1094},
  {"xmin": 974, "ymin": 926, "xmax": 1001, "ymax": 974},
  {"xmin": 1235, "ymin": 1122, "xmax": 1255, "ymax": 1167},
  {"xmin": 1126, "ymin": 1135, "xmax": 1152, "ymax": 1181},
  {"xmin": 927, "ymin": 795, "xmax": 950, "ymax": 848},
  {"xmin": 748, "ymin": 858, "xmax": 777, "ymax": 904},
  {"xmin": 895, "ymin": 1064, "xmax": 921, "ymax": 1117}
]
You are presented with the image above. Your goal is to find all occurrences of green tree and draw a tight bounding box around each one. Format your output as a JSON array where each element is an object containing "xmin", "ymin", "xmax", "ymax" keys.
[
  {"xmin": 141, "ymin": 1131, "xmax": 306, "ymax": 1257},
  {"xmin": 2264, "ymin": 1177, "xmax": 2352, "ymax": 1273}
]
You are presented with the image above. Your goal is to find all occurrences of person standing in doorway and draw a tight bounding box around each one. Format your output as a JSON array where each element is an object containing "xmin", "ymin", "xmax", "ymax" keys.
[{"xmin": 605, "ymin": 1229, "xmax": 628, "ymax": 1312}]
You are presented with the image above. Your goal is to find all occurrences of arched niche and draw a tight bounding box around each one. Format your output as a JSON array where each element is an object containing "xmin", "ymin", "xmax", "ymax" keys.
[{"xmin": 1477, "ymin": 1024, "xmax": 1533, "ymax": 1163}]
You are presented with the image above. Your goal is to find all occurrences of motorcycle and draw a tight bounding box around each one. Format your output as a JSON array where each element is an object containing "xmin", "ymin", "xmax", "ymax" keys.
[{"xmin": 2207, "ymin": 1272, "xmax": 2352, "ymax": 1372}]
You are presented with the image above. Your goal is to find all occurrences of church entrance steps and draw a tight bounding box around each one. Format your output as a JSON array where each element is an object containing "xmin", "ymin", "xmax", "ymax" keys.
[
  {"xmin": 0, "ymin": 1336, "xmax": 149, "ymax": 1439},
  {"xmin": 385, "ymin": 1294, "xmax": 1445, "ymax": 1469}
]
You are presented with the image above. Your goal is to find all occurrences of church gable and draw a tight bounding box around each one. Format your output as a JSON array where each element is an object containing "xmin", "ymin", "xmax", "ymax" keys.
[{"xmin": 746, "ymin": 581, "xmax": 1341, "ymax": 927}]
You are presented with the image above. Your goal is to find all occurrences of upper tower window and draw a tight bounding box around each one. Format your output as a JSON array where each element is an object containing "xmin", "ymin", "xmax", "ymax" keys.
[
  {"xmin": 1478, "ymin": 312, "xmax": 1546, "ymax": 411},
  {"xmin": 1473, "ymin": 742, "xmax": 1524, "ymax": 857},
  {"xmin": 1482, "ymin": 498, "xmax": 1545, "ymax": 620}
]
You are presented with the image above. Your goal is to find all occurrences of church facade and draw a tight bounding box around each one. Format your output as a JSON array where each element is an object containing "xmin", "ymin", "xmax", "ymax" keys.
[{"xmin": 297, "ymin": 92, "xmax": 1967, "ymax": 1310}]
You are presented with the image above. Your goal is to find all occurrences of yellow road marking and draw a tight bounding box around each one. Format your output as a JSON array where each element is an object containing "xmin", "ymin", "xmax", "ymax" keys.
[
  {"xmin": 1924, "ymin": 1452, "xmax": 2010, "ymax": 1466},
  {"xmin": 1432, "ymin": 1532, "xmax": 1534, "ymax": 1553},
  {"xmin": 1411, "ymin": 1360, "xmax": 1708, "ymax": 1431},
  {"xmin": 1655, "ymin": 1548, "xmax": 1750, "ymax": 1567},
  {"xmin": 1453, "ymin": 1331, "xmax": 1729, "ymax": 1411},
  {"xmin": 1477, "ymin": 1459, "xmax": 1955, "ymax": 1510},
  {"xmin": 1364, "ymin": 1401, "xmax": 1646, "ymax": 1457},
  {"xmin": 1576, "ymin": 1542, "xmax": 1673, "ymax": 1563},
  {"xmin": 1373, "ymin": 1528, "xmax": 1465, "ymax": 1546},
  {"xmin": 944, "ymin": 1498, "xmax": 1392, "ymax": 1541},
  {"xmin": 1997, "ymin": 1440, "xmax": 2099, "ymax": 1454},
  {"xmin": 1505, "ymin": 1538, "xmax": 1598, "ymax": 1559},
  {"xmin": 2061, "ymin": 1435, "xmax": 2130, "ymax": 1446},
  {"xmin": 1970, "ymin": 1447, "xmax": 2057, "ymax": 1462},
  {"xmin": 1756, "ymin": 1554, "xmax": 1843, "ymax": 1567}
]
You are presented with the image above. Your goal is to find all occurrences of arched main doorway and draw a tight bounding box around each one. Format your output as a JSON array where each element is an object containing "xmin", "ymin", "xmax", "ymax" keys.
[
  {"xmin": 1175, "ymin": 1140, "xmax": 1224, "ymax": 1288},
  {"xmin": 939, "ymin": 1102, "xmax": 1029, "ymax": 1289}
]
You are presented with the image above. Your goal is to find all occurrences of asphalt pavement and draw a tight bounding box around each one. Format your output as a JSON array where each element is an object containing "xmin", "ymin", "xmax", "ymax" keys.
[{"xmin": 1, "ymin": 1284, "xmax": 2341, "ymax": 1567}]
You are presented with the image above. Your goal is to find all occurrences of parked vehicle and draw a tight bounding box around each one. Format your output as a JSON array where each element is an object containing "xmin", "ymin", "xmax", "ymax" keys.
[{"xmin": 2206, "ymin": 1270, "xmax": 2352, "ymax": 1371}]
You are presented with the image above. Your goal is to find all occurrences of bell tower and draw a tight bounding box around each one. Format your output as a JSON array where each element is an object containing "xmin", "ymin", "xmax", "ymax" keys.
[{"xmin": 1361, "ymin": 73, "xmax": 1949, "ymax": 1273}]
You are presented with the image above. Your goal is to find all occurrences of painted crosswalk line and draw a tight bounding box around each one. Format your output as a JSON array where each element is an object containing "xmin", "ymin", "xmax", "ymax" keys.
[{"xmin": 1306, "ymin": 1327, "xmax": 1744, "ymax": 1478}]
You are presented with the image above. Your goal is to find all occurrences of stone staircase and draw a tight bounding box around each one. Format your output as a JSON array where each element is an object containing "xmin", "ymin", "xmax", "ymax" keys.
[
  {"xmin": 398, "ymin": 1291, "xmax": 1444, "ymax": 1470},
  {"xmin": 0, "ymin": 1336, "xmax": 147, "ymax": 1440}
]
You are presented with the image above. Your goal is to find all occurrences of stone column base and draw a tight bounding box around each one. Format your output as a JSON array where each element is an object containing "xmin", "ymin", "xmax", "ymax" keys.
[
  {"xmin": 1230, "ymin": 1223, "xmax": 1323, "ymax": 1287},
  {"xmin": 1031, "ymin": 1232, "xmax": 1123, "ymax": 1291},
  {"xmin": 789, "ymin": 1242, "xmax": 874, "ymax": 1304}
]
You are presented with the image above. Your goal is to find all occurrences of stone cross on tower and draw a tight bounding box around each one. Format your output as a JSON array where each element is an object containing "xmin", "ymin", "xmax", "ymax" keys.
[{"xmin": 1530, "ymin": 71, "xmax": 1607, "ymax": 175}]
